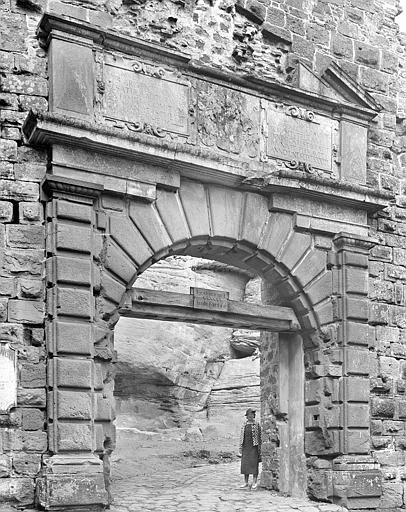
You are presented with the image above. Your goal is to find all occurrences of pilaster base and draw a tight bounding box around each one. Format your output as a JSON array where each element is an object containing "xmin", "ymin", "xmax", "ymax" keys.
[{"xmin": 36, "ymin": 455, "xmax": 108, "ymax": 511}]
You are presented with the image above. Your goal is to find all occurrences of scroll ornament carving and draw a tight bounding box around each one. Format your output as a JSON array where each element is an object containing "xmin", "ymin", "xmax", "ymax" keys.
[
  {"xmin": 285, "ymin": 105, "xmax": 315, "ymax": 122},
  {"xmin": 197, "ymin": 85, "xmax": 259, "ymax": 157},
  {"xmin": 132, "ymin": 60, "xmax": 166, "ymax": 79},
  {"xmin": 127, "ymin": 121, "xmax": 166, "ymax": 138}
]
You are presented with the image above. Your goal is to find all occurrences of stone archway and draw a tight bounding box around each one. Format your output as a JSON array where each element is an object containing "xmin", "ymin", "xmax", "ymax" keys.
[
  {"xmin": 24, "ymin": 12, "xmax": 392, "ymax": 511},
  {"xmin": 38, "ymin": 174, "xmax": 337, "ymax": 510}
]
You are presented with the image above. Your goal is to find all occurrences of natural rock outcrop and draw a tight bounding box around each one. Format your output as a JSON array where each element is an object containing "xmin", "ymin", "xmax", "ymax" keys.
[{"xmin": 114, "ymin": 256, "xmax": 261, "ymax": 437}]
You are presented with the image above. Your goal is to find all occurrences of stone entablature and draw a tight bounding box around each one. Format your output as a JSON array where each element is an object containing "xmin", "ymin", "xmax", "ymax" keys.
[{"xmin": 31, "ymin": 14, "xmax": 381, "ymax": 189}]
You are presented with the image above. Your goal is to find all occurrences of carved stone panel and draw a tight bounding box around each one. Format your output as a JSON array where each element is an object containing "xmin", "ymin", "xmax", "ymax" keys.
[
  {"xmin": 340, "ymin": 121, "xmax": 367, "ymax": 184},
  {"xmin": 103, "ymin": 56, "xmax": 189, "ymax": 138},
  {"xmin": 49, "ymin": 39, "xmax": 94, "ymax": 119},
  {"xmin": 0, "ymin": 343, "xmax": 17, "ymax": 413},
  {"xmin": 195, "ymin": 82, "xmax": 260, "ymax": 158},
  {"xmin": 266, "ymin": 102, "xmax": 338, "ymax": 175}
]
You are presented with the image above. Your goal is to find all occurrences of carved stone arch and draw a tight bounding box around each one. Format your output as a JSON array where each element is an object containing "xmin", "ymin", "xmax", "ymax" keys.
[{"xmin": 96, "ymin": 183, "xmax": 331, "ymax": 340}]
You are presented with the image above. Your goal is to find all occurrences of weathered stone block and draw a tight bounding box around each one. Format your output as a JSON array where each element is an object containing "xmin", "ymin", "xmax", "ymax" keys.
[
  {"xmin": 4, "ymin": 249, "xmax": 43, "ymax": 276},
  {"xmin": 0, "ymin": 201, "xmax": 13, "ymax": 222},
  {"xmin": 345, "ymin": 349, "xmax": 370, "ymax": 375},
  {"xmin": 305, "ymin": 430, "xmax": 341, "ymax": 456},
  {"xmin": 57, "ymin": 423, "xmax": 92, "ymax": 451},
  {"xmin": 22, "ymin": 431, "xmax": 47, "ymax": 452},
  {"xmin": 95, "ymin": 394, "xmax": 111, "ymax": 421},
  {"xmin": 20, "ymin": 362, "xmax": 46, "ymax": 388},
  {"xmin": 371, "ymin": 397, "xmax": 395, "ymax": 418},
  {"xmin": 6, "ymin": 225, "xmax": 44, "ymax": 249},
  {"xmin": 104, "ymin": 242, "xmax": 137, "ymax": 284},
  {"xmin": 22, "ymin": 408, "xmax": 44, "ymax": 430},
  {"xmin": 369, "ymin": 303, "xmax": 389, "ymax": 325},
  {"xmin": 346, "ymin": 297, "xmax": 368, "ymax": 321},
  {"xmin": 12, "ymin": 453, "xmax": 41, "ymax": 476},
  {"xmin": 343, "ymin": 377, "xmax": 369, "ymax": 402},
  {"xmin": 0, "ymin": 297, "xmax": 8, "ymax": 321},
  {"xmin": 50, "ymin": 256, "xmax": 92, "ymax": 286},
  {"xmin": 345, "ymin": 268, "xmax": 368, "ymax": 295},
  {"xmin": 347, "ymin": 404, "xmax": 369, "ymax": 428},
  {"xmin": 19, "ymin": 202, "xmax": 43, "ymax": 223},
  {"xmin": 0, "ymin": 477, "xmax": 34, "ymax": 506},
  {"xmin": 55, "ymin": 287, "xmax": 92, "ymax": 318},
  {"xmin": 0, "ymin": 454, "xmax": 11, "ymax": 477},
  {"xmin": 355, "ymin": 42, "xmax": 380, "ymax": 67},
  {"xmin": 101, "ymin": 272, "xmax": 126, "ymax": 304},
  {"xmin": 347, "ymin": 429, "xmax": 370, "ymax": 453},
  {"xmin": 13, "ymin": 163, "xmax": 46, "ymax": 182},
  {"xmin": 37, "ymin": 473, "xmax": 107, "ymax": 509},
  {"xmin": 8, "ymin": 299, "xmax": 45, "ymax": 324},
  {"xmin": 380, "ymin": 482, "xmax": 403, "ymax": 508},
  {"xmin": 55, "ymin": 358, "xmax": 92, "ymax": 388},
  {"xmin": 0, "ymin": 181, "xmax": 39, "ymax": 201},
  {"xmin": 0, "ymin": 140, "xmax": 17, "ymax": 161},
  {"xmin": 57, "ymin": 390, "xmax": 92, "ymax": 420},
  {"xmin": 52, "ymin": 321, "xmax": 92, "ymax": 355},
  {"xmin": 54, "ymin": 199, "xmax": 92, "ymax": 223},
  {"xmin": 18, "ymin": 279, "xmax": 43, "ymax": 299},
  {"xmin": 1, "ymin": 74, "xmax": 48, "ymax": 97},
  {"xmin": 54, "ymin": 224, "xmax": 92, "ymax": 254},
  {"xmin": 331, "ymin": 34, "xmax": 353, "ymax": 59},
  {"xmin": 346, "ymin": 322, "xmax": 369, "ymax": 346},
  {"xmin": 17, "ymin": 388, "xmax": 46, "ymax": 408},
  {"xmin": 360, "ymin": 67, "xmax": 388, "ymax": 93}
]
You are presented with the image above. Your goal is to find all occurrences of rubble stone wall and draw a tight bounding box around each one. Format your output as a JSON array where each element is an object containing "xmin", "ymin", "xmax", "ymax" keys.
[{"xmin": 0, "ymin": 0, "xmax": 405, "ymax": 509}]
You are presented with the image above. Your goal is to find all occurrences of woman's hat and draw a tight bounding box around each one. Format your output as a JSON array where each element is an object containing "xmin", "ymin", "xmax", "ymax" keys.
[{"xmin": 245, "ymin": 408, "xmax": 256, "ymax": 416}]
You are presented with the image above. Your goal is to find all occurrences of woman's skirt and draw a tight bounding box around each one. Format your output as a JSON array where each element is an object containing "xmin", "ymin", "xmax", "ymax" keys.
[{"xmin": 240, "ymin": 445, "xmax": 259, "ymax": 475}]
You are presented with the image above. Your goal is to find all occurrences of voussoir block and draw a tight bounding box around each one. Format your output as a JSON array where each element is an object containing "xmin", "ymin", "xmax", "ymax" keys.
[
  {"xmin": 293, "ymin": 249, "xmax": 327, "ymax": 288},
  {"xmin": 129, "ymin": 201, "xmax": 171, "ymax": 253},
  {"xmin": 178, "ymin": 181, "xmax": 210, "ymax": 238},
  {"xmin": 278, "ymin": 231, "xmax": 311, "ymax": 270},
  {"xmin": 109, "ymin": 215, "xmax": 152, "ymax": 266},
  {"xmin": 239, "ymin": 192, "xmax": 269, "ymax": 247},
  {"xmin": 208, "ymin": 186, "xmax": 244, "ymax": 240},
  {"xmin": 156, "ymin": 188, "xmax": 190, "ymax": 242}
]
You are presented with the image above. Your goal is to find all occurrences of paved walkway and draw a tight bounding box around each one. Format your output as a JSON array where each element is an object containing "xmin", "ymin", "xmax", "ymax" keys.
[{"xmin": 110, "ymin": 461, "xmax": 347, "ymax": 512}]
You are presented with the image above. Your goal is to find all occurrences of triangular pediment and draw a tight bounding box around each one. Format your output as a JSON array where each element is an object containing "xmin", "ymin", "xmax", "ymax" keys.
[{"xmin": 294, "ymin": 61, "xmax": 380, "ymax": 112}]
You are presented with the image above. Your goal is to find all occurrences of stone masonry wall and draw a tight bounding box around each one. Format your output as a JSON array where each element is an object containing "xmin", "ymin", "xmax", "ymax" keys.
[{"xmin": 0, "ymin": 0, "xmax": 406, "ymax": 508}]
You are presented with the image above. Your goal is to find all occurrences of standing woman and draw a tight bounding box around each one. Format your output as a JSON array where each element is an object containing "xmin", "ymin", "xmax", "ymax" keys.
[{"xmin": 239, "ymin": 408, "xmax": 262, "ymax": 489}]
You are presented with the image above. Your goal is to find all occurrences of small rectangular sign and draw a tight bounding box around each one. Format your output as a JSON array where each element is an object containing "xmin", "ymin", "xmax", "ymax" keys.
[
  {"xmin": 0, "ymin": 343, "xmax": 17, "ymax": 413},
  {"xmin": 191, "ymin": 287, "xmax": 229, "ymax": 311}
]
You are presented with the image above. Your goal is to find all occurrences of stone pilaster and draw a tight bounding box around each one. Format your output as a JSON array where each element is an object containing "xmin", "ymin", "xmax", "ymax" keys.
[
  {"xmin": 37, "ymin": 175, "xmax": 108, "ymax": 511},
  {"xmin": 330, "ymin": 232, "xmax": 382, "ymax": 510}
]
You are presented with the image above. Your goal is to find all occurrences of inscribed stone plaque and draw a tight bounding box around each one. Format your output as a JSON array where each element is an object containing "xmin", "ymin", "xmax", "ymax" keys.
[
  {"xmin": 191, "ymin": 287, "xmax": 229, "ymax": 311},
  {"xmin": 103, "ymin": 64, "xmax": 189, "ymax": 135},
  {"xmin": 49, "ymin": 39, "xmax": 94, "ymax": 119},
  {"xmin": 267, "ymin": 104, "xmax": 333, "ymax": 172},
  {"xmin": 0, "ymin": 343, "xmax": 17, "ymax": 413}
]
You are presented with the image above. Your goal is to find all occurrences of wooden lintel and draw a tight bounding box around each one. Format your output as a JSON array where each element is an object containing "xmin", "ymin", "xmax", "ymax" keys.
[{"xmin": 119, "ymin": 288, "xmax": 300, "ymax": 332}]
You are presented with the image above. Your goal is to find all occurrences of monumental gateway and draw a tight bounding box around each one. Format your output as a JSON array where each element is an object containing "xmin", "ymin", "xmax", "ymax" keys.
[{"xmin": 0, "ymin": 0, "xmax": 405, "ymax": 510}]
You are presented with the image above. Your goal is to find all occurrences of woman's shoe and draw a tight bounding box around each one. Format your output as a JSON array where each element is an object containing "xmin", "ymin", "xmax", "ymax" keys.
[
  {"xmin": 251, "ymin": 483, "xmax": 258, "ymax": 490},
  {"xmin": 240, "ymin": 483, "xmax": 249, "ymax": 488}
]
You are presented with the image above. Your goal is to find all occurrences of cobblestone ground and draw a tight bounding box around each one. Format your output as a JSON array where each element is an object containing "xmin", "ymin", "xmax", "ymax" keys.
[{"xmin": 110, "ymin": 461, "xmax": 347, "ymax": 512}]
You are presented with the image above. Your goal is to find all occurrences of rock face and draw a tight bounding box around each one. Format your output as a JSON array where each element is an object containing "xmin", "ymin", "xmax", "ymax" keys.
[{"xmin": 114, "ymin": 256, "xmax": 261, "ymax": 437}]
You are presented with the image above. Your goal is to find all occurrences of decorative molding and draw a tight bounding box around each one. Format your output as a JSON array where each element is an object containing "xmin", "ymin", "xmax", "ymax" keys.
[
  {"xmin": 42, "ymin": 174, "xmax": 104, "ymax": 199},
  {"xmin": 132, "ymin": 60, "xmax": 166, "ymax": 79},
  {"xmin": 285, "ymin": 105, "xmax": 315, "ymax": 122}
]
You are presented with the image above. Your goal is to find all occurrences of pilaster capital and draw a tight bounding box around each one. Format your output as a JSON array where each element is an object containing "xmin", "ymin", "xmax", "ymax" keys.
[
  {"xmin": 333, "ymin": 231, "xmax": 377, "ymax": 254},
  {"xmin": 42, "ymin": 174, "xmax": 104, "ymax": 201}
]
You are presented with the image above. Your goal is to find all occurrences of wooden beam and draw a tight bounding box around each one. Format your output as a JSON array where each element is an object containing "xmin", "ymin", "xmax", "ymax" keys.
[{"xmin": 119, "ymin": 288, "xmax": 300, "ymax": 332}]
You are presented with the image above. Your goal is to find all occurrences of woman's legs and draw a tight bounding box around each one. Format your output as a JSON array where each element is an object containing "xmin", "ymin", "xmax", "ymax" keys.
[
  {"xmin": 251, "ymin": 474, "xmax": 258, "ymax": 489},
  {"xmin": 240, "ymin": 474, "xmax": 249, "ymax": 487}
]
